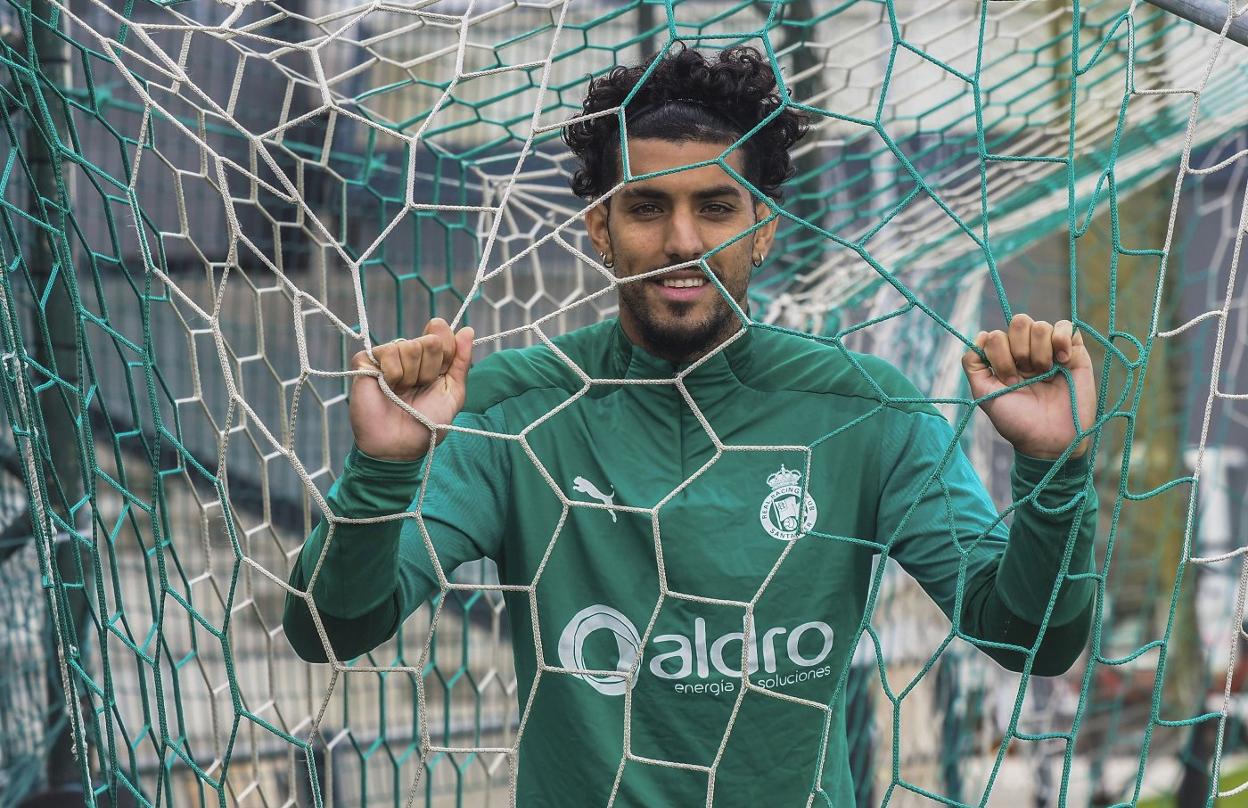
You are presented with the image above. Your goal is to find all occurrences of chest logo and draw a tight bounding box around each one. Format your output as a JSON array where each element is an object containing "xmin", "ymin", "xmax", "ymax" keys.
[
  {"xmin": 572, "ymin": 475, "xmax": 617, "ymax": 523},
  {"xmin": 557, "ymin": 605, "xmax": 641, "ymax": 696},
  {"xmin": 760, "ymin": 464, "xmax": 818, "ymax": 541}
]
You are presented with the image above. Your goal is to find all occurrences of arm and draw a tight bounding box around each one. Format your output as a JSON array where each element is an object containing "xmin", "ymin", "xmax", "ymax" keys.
[
  {"xmin": 283, "ymin": 411, "xmax": 510, "ymax": 663},
  {"xmin": 880, "ymin": 409, "xmax": 1098, "ymax": 676},
  {"xmin": 282, "ymin": 317, "xmax": 486, "ymax": 662},
  {"xmin": 283, "ymin": 448, "xmax": 422, "ymax": 662}
]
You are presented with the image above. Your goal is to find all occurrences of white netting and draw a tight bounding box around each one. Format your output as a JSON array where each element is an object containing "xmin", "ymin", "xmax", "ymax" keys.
[{"xmin": 0, "ymin": 0, "xmax": 1245, "ymax": 806}]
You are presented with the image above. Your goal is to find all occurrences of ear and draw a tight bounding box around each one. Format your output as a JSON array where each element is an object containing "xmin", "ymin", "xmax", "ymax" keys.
[
  {"xmin": 751, "ymin": 199, "xmax": 779, "ymax": 261},
  {"xmin": 585, "ymin": 201, "xmax": 612, "ymax": 263}
]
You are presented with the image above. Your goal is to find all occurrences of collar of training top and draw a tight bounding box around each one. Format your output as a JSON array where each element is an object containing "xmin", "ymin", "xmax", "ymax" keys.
[{"xmin": 610, "ymin": 317, "xmax": 755, "ymax": 386}]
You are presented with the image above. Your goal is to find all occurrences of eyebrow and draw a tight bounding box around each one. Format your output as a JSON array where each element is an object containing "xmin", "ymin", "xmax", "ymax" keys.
[{"xmin": 618, "ymin": 183, "xmax": 747, "ymax": 203}]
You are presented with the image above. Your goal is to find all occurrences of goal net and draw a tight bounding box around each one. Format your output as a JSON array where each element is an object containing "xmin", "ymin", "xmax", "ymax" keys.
[{"xmin": 0, "ymin": 0, "xmax": 1246, "ymax": 805}]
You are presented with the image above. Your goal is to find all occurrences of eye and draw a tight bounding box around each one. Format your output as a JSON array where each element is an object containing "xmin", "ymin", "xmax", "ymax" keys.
[
  {"xmin": 629, "ymin": 202, "xmax": 662, "ymax": 216},
  {"xmin": 703, "ymin": 202, "xmax": 735, "ymax": 215}
]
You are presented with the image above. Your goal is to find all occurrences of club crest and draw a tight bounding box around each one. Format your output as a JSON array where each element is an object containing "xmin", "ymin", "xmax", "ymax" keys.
[{"xmin": 759, "ymin": 464, "xmax": 818, "ymax": 541}]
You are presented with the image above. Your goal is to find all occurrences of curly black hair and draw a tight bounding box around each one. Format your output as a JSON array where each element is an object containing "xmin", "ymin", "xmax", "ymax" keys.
[{"xmin": 563, "ymin": 44, "xmax": 809, "ymax": 203}]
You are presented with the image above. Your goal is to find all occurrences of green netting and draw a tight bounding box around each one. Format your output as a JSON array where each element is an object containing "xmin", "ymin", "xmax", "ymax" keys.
[{"xmin": 0, "ymin": 0, "xmax": 1245, "ymax": 806}]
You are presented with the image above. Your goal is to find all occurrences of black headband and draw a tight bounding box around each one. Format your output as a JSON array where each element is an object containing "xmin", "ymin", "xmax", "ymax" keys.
[{"xmin": 626, "ymin": 96, "xmax": 747, "ymax": 134}]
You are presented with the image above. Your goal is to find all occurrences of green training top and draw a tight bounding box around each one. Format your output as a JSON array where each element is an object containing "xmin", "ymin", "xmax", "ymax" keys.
[{"xmin": 284, "ymin": 318, "xmax": 1098, "ymax": 807}]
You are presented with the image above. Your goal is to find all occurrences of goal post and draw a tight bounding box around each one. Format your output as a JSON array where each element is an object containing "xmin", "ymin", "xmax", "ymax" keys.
[{"xmin": 1144, "ymin": 0, "xmax": 1248, "ymax": 46}]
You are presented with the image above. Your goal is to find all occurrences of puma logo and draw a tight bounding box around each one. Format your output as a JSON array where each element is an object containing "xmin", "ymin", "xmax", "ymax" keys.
[{"xmin": 572, "ymin": 476, "xmax": 617, "ymax": 523}]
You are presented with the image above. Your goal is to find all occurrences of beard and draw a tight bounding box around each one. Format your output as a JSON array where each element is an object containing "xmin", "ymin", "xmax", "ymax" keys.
[{"xmin": 617, "ymin": 278, "xmax": 742, "ymax": 362}]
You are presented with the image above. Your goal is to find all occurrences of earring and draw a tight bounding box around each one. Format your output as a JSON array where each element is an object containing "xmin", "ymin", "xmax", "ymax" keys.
[
  {"xmin": 751, "ymin": 253, "xmax": 765, "ymax": 268},
  {"xmin": 601, "ymin": 252, "xmax": 615, "ymax": 269}
]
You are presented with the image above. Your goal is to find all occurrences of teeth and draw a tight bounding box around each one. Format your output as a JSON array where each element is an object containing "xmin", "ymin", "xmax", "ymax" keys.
[{"xmin": 661, "ymin": 278, "xmax": 705, "ymax": 288}]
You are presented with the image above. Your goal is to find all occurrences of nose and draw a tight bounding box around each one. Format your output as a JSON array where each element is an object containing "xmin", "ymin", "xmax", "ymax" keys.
[{"xmin": 664, "ymin": 207, "xmax": 703, "ymax": 265}]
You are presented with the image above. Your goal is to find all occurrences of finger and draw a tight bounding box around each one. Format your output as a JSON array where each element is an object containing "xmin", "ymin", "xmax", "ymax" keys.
[
  {"xmin": 983, "ymin": 329, "xmax": 1019, "ymax": 384},
  {"xmin": 350, "ymin": 348, "xmax": 381, "ymax": 373},
  {"xmin": 1030, "ymin": 319, "xmax": 1055, "ymax": 373},
  {"xmin": 1053, "ymin": 320, "xmax": 1074, "ymax": 364},
  {"xmin": 413, "ymin": 334, "xmax": 444, "ymax": 387},
  {"xmin": 961, "ymin": 331, "xmax": 1001, "ymax": 398},
  {"xmin": 1008, "ymin": 313, "xmax": 1035, "ymax": 374},
  {"xmin": 424, "ymin": 318, "xmax": 456, "ymax": 376},
  {"xmin": 387, "ymin": 338, "xmax": 411, "ymax": 391},
  {"xmin": 961, "ymin": 331, "xmax": 991, "ymax": 372},
  {"xmin": 395, "ymin": 338, "xmax": 424, "ymax": 393},
  {"xmin": 447, "ymin": 326, "xmax": 475, "ymax": 387},
  {"xmin": 375, "ymin": 343, "xmax": 404, "ymax": 392},
  {"xmin": 1068, "ymin": 327, "xmax": 1091, "ymax": 368}
]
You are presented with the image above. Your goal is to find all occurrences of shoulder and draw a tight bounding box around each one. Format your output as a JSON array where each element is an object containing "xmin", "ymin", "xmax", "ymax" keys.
[
  {"xmin": 462, "ymin": 321, "xmax": 614, "ymax": 413},
  {"xmin": 746, "ymin": 326, "xmax": 937, "ymax": 415}
]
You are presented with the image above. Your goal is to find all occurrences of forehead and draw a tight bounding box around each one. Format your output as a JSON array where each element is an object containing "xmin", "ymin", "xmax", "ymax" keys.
[{"xmin": 620, "ymin": 138, "xmax": 749, "ymax": 197}]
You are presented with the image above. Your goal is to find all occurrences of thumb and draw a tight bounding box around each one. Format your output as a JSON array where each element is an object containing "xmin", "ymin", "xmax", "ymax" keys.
[
  {"xmin": 447, "ymin": 326, "xmax": 475, "ymax": 387},
  {"xmin": 1066, "ymin": 328, "xmax": 1093, "ymax": 370},
  {"xmin": 961, "ymin": 331, "xmax": 1000, "ymax": 400}
]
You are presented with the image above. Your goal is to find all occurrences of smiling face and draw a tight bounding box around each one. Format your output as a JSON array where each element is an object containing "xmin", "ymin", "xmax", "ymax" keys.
[{"xmin": 586, "ymin": 138, "xmax": 778, "ymax": 364}]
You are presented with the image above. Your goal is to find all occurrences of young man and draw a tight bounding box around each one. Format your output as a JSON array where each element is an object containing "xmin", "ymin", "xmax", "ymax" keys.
[{"xmin": 284, "ymin": 46, "xmax": 1099, "ymax": 807}]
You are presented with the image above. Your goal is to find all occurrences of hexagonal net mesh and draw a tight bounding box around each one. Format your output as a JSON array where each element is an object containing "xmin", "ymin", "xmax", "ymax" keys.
[{"xmin": 0, "ymin": 0, "xmax": 1246, "ymax": 806}]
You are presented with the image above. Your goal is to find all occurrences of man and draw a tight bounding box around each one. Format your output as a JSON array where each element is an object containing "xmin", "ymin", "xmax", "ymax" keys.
[{"xmin": 284, "ymin": 45, "xmax": 1099, "ymax": 807}]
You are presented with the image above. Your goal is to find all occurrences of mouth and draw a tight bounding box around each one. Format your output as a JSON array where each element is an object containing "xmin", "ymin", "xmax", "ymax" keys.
[{"xmin": 650, "ymin": 271, "xmax": 711, "ymax": 303}]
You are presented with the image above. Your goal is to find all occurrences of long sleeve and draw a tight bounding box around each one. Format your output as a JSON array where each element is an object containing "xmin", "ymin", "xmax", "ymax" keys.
[
  {"xmin": 283, "ymin": 409, "xmax": 511, "ymax": 662},
  {"xmin": 879, "ymin": 408, "xmax": 1098, "ymax": 676}
]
